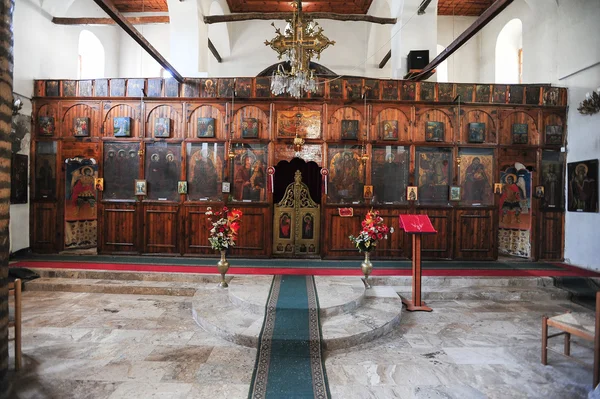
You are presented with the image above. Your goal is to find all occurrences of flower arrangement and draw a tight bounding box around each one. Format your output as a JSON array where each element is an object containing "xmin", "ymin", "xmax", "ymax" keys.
[
  {"xmin": 578, "ymin": 88, "xmax": 600, "ymax": 115},
  {"xmin": 205, "ymin": 206, "xmax": 242, "ymax": 251},
  {"xmin": 349, "ymin": 209, "xmax": 393, "ymax": 252}
]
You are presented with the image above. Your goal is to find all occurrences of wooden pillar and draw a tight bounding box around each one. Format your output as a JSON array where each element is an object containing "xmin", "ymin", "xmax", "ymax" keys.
[{"xmin": 0, "ymin": 1, "xmax": 15, "ymax": 396}]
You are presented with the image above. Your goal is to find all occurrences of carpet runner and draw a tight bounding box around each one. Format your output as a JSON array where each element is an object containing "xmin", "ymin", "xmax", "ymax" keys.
[{"xmin": 249, "ymin": 275, "xmax": 329, "ymax": 399}]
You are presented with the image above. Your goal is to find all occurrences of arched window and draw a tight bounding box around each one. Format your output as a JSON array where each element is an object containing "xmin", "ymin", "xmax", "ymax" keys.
[
  {"xmin": 78, "ymin": 30, "xmax": 105, "ymax": 79},
  {"xmin": 495, "ymin": 19, "xmax": 523, "ymax": 84},
  {"xmin": 436, "ymin": 44, "xmax": 448, "ymax": 83}
]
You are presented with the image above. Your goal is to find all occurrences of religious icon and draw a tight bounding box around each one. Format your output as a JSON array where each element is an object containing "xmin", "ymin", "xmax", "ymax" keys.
[
  {"xmin": 276, "ymin": 110, "xmax": 321, "ymax": 139},
  {"xmin": 73, "ymin": 117, "xmax": 89, "ymax": 137},
  {"xmin": 329, "ymin": 149, "xmax": 362, "ymax": 203},
  {"xmin": 372, "ymin": 147, "xmax": 409, "ymax": 204},
  {"xmin": 66, "ymin": 163, "xmax": 97, "ymax": 220},
  {"xmin": 236, "ymin": 78, "xmax": 252, "ymax": 98},
  {"xmin": 407, "ymin": 186, "xmax": 418, "ymax": 201},
  {"xmin": 534, "ymin": 185, "xmax": 545, "ymax": 199},
  {"xmin": 218, "ymin": 78, "xmax": 234, "ymax": 98},
  {"xmin": 492, "ymin": 85, "xmax": 507, "ymax": 103},
  {"xmin": 341, "ymin": 120, "xmax": 359, "ymax": 140},
  {"xmin": 449, "ymin": 186, "xmax": 461, "ymax": 201},
  {"xmin": 494, "ymin": 183, "xmax": 503, "ymax": 195},
  {"xmin": 302, "ymin": 213, "xmax": 314, "ymax": 239},
  {"xmin": 420, "ymin": 82, "xmax": 434, "ymax": 101},
  {"xmin": 438, "ymin": 83, "xmax": 454, "ymax": 102},
  {"xmin": 222, "ymin": 181, "xmax": 231, "ymax": 193},
  {"xmin": 382, "ymin": 81, "xmax": 398, "ymax": 101},
  {"xmin": 103, "ymin": 142, "xmax": 139, "ymax": 200},
  {"xmin": 499, "ymin": 164, "xmax": 531, "ymax": 228},
  {"xmin": 381, "ymin": 120, "xmax": 398, "ymax": 140},
  {"xmin": 197, "ymin": 117, "xmax": 215, "ymax": 138},
  {"xmin": 543, "ymin": 87, "xmax": 559, "ymax": 106},
  {"xmin": 38, "ymin": 116, "xmax": 55, "ymax": 136},
  {"xmin": 401, "ymin": 82, "xmax": 416, "ymax": 101},
  {"xmin": 95, "ymin": 178, "xmax": 104, "ymax": 191},
  {"xmin": 541, "ymin": 159, "xmax": 563, "ymax": 209},
  {"xmin": 509, "ymin": 85, "xmax": 525, "ymax": 104},
  {"xmin": 178, "ymin": 181, "xmax": 188, "ymax": 194},
  {"xmin": 279, "ymin": 213, "xmax": 291, "ymax": 239},
  {"xmin": 242, "ymin": 118, "xmax": 259, "ymax": 138},
  {"xmin": 233, "ymin": 147, "xmax": 267, "ymax": 202},
  {"xmin": 512, "ymin": 123, "xmax": 528, "ymax": 144},
  {"xmin": 459, "ymin": 153, "xmax": 493, "ymax": 204},
  {"xmin": 415, "ymin": 148, "xmax": 452, "ymax": 203},
  {"xmin": 545, "ymin": 125, "xmax": 563, "ymax": 145},
  {"xmin": 203, "ymin": 79, "xmax": 216, "ymax": 97},
  {"xmin": 425, "ymin": 121, "xmax": 444, "ymax": 142},
  {"xmin": 468, "ymin": 123, "xmax": 485, "ymax": 143},
  {"xmin": 188, "ymin": 144, "xmax": 223, "ymax": 201},
  {"xmin": 363, "ymin": 185, "xmax": 373, "ymax": 200},
  {"xmin": 35, "ymin": 143, "xmax": 56, "ymax": 199},
  {"xmin": 154, "ymin": 117, "xmax": 170, "ymax": 138},
  {"xmin": 113, "ymin": 117, "xmax": 131, "ymax": 137},
  {"xmin": 135, "ymin": 179, "xmax": 147, "ymax": 196},
  {"xmin": 10, "ymin": 154, "xmax": 28, "ymax": 204},
  {"xmin": 475, "ymin": 85, "xmax": 491, "ymax": 103},
  {"xmin": 285, "ymin": 243, "xmax": 293, "ymax": 252},
  {"xmin": 146, "ymin": 144, "xmax": 181, "ymax": 200},
  {"xmin": 568, "ymin": 160, "xmax": 598, "ymax": 213}
]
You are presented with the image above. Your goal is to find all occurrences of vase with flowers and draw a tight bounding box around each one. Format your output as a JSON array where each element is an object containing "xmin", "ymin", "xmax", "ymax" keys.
[
  {"xmin": 205, "ymin": 206, "xmax": 242, "ymax": 287},
  {"xmin": 349, "ymin": 209, "xmax": 393, "ymax": 288}
]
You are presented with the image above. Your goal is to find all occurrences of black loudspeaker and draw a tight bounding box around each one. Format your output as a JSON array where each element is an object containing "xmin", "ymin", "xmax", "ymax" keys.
[{"xmin": 407, "ymin": 50, "xmax": 429, "ymax": 71}]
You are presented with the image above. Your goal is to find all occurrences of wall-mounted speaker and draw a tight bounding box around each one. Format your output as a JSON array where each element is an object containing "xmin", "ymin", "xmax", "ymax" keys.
[{"xmin": 407, "ymin": 50, "xmax": 429, "ymax": 71}]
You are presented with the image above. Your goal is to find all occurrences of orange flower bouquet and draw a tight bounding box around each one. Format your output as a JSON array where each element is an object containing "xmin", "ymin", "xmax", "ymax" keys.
[{"xmin": 205, "ymin": 206, "xmax": 242, "ymax": 251}]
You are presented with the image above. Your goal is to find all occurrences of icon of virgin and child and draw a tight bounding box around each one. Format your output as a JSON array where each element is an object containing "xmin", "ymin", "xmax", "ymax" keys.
[{"xmin": 234, "ymin": 153, "xmax": 266, "ymax": 201}]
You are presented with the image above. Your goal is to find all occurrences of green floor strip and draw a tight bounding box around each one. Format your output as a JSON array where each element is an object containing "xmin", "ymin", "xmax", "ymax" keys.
[{"xmin": 249, "ymin": 275, "xmax": 329, "ymax": 399}]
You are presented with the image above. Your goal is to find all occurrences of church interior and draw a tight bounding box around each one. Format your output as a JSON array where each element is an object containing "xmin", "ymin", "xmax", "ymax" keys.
[{"xmin": 2, "ymin": 0, "xmax": 600, "ymax": 397}]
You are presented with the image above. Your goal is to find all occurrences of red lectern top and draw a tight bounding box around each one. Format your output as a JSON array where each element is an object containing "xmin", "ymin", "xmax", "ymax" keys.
[{"xmin": 398, "ymin": 215, "xmax": 437, "ymax": 234}]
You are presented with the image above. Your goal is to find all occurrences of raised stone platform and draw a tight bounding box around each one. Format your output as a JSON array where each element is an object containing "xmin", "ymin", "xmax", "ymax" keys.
[{"xmin": 192, "ymin": 275, "xmax": 404, "ymax": 351}]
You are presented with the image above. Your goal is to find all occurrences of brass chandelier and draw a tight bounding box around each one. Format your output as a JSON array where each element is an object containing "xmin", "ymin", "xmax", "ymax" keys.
[{"xmin": 265, "ymin": 0, "xmax": 335, "ymax": 98}]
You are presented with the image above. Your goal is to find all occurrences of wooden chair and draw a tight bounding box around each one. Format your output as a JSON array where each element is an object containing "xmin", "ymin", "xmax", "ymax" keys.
[
  {"xmin": 542, "ymin": 291, "xmax": 600, "ymax": 388},
  {"xmin": 8, "ymin": 278, "xmax": 22, "ymax": 370}
]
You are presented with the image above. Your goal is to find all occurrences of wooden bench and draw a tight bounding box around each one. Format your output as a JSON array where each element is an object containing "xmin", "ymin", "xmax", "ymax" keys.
[{"xmin": 542, "ymin": 292, "xmax": 600, "ymax": 388}]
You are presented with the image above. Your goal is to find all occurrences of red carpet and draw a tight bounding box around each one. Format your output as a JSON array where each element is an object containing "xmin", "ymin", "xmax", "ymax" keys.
[{"xmin": 10, "ymin": 260, "xmax": 600, "ymax": 278}]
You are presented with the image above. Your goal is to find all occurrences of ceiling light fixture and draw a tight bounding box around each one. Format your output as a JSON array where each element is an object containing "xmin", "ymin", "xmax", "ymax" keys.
[{"xmin": 265, "ymin": 0, "xmax": 335, "ymax": 98}]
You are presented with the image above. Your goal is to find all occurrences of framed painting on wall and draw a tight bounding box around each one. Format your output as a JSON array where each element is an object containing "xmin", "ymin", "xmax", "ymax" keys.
[
  {"xmin": 371, "ymin": 146, "xmax": 409, "ymax": 204},
  {"xmin": 407, "ymin": 186, "xmax": 418, "ymax": 201},
  {"xmin": 73, "ymin": 117, "xmax": 89, "ymax": 137},
  {"xmin": 187, "ymin": 142, "xmax": 225, "ymax": 201},
  {"xmin": 541, "ymin": 151, "xmax": 564, "ymax": 209},
  {"xmin": 242, "ymin": 118, "xmax": 259, "ymax": 138},
  {"xmin": 425, "ymin": 121, "xmax": 444, "ymax": 142},
  {"xmin": 154, "ymin": 117, "xmax": 170, "ymax": 138},
  {"xmin": 380, "ymin": 120, "xmax": 398, "ymax": 141},
  {"xmin": 341, "ymin": 120, "xmax": 359, "ymax": 140},
  {"xmin": 545, "ymin": 125, "xmax": 563, "ymax": 145},
  {"xmin": 567, "ymin": 159, "xmax": 598, "ymax": 213},
  {"xmin": 145, "ymin": 143, "xmax": 181, "ymax": 201},
  {"xmin": 232, "ymin": 143, "xmax": 268, "ymax": 202},
  {"xmin": 103, "ymin": 142, "xmax": 139, "ymax": 200},
  {"xmin": 197, "ymin": 117, "xmax": 215, "ymax": 138},
  {"xmin": 449, "ymin": 186, "xmax": 461, "ymax": 201},
  {"xmin": 10, "ymin": 154, "xmax": 27, "ymax": 204},
  {"xmin": 458, "ymin": 148, "xmax": 494, "ymax": 205},
  {"xmin": 135, "ymin": 180, "xmax": 147, "ymax": 196},
  {"xmin": 512, "ymin": 123, "xmax": 528, "ymax": 144},
  {"xmin": 38, "ymin": 116, "xmax": 55, "ymax": 136},
  {"xmin": 468, "ymin": 123, "xmax": 485, "ymax": 143},
  {"xmin": 327, "ymin": 146, "xmax": 364, "ymax": 204},
  {"xmin": 113, "ymin": 117, "xmax": 131, "ymax": 137},
  {"xmin": 415, "ymin": 147, "xmax": 453, "ymax": 203},
  {"xmin": 276, "ymin": 110, "xmax": 321, "ymax": 139}
]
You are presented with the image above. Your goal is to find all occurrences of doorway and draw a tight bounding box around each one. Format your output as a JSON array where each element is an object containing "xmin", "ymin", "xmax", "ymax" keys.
[
  {"xmin": 64, "ymin": 157, "xmax": 98, "ymax": 250},
  {"xmin": 272, "ymin": 158, "xmax": 321, "ymax": 258}
]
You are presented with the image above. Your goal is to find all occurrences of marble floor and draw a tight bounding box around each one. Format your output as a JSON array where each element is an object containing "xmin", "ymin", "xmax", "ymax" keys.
[{"xmin": 6, "ymin": 279, "xmax": 596, "ymax": 399}]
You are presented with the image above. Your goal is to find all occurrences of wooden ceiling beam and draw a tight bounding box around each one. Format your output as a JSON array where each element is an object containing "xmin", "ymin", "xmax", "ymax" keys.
[
  {"xmin": 408, "ymin": 0, "xmax": 514, "ymax": 81},
  {"xmin": 92, "ymin": 0, "xmax": 184, "ymax": 83},
  {"xmin": 208, "ymin": 39, "xmax": 222, "ymax": 63},
  {"xmin": 52, "ymin": 16, "xmax": 170, "ymax": 25},
  {"xmin": 378, "ymin": 50, "xmax": 391, "ymax": 69},
  {"xmin": 204, "ymin": 12, "xmax": 396, "ymax": 25}
]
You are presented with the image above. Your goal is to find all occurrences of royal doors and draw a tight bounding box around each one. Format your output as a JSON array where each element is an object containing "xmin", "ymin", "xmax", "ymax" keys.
[{"xmin": 273, "ymin": 170, "xmax": 320, "ymax": 257}]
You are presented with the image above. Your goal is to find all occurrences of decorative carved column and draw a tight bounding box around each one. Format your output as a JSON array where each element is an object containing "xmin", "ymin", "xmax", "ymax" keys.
[{"xmin": 0, "ymin": 1, "xmax": 14, "ymax": 396}]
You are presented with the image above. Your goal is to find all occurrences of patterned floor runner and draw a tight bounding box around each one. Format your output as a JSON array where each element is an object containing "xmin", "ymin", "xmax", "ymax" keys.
[{"xmin": 249, "ymin": 275, "xmax": 329, "ymax": 399}]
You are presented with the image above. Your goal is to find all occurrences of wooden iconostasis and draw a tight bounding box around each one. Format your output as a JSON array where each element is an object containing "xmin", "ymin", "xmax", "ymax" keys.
[{"xmin": 30, "ymin": 78, "xmax": 567, "ymax": 261}]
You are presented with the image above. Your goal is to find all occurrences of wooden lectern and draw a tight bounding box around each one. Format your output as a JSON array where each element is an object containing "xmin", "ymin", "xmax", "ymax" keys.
[{"xmin": 398, "ymin": 215, "xmax": 437, "ymax": 312}]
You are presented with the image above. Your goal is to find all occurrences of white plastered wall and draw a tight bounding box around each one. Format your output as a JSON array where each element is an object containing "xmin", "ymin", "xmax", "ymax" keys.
[{"xmin": 437, "ymin": 16, "xmax": 480, "ymax": 83}]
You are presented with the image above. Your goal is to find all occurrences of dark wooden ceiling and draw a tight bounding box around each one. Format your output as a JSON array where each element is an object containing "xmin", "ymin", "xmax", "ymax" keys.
[
  {"xmin": 437, "ymin": 0, "xmax": 494, "ymax": 16},
  {"xmin": 225, "ymin": 0, "xmax": 374, "ymax": 14},
  {"xmin": 113, "ymin": 0, "xmax": 168, "ymax": 13}
]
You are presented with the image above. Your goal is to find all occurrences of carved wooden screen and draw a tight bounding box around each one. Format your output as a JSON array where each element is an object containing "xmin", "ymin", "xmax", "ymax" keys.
[{"xmin": 273, "ymin": 170, "xmax": 320, "ymax": 257}]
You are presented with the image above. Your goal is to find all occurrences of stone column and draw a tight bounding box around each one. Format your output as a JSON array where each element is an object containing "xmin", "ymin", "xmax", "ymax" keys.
[{"xmin": 0, "ymin": 1, "xmax": 14, "ymax": 397}]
